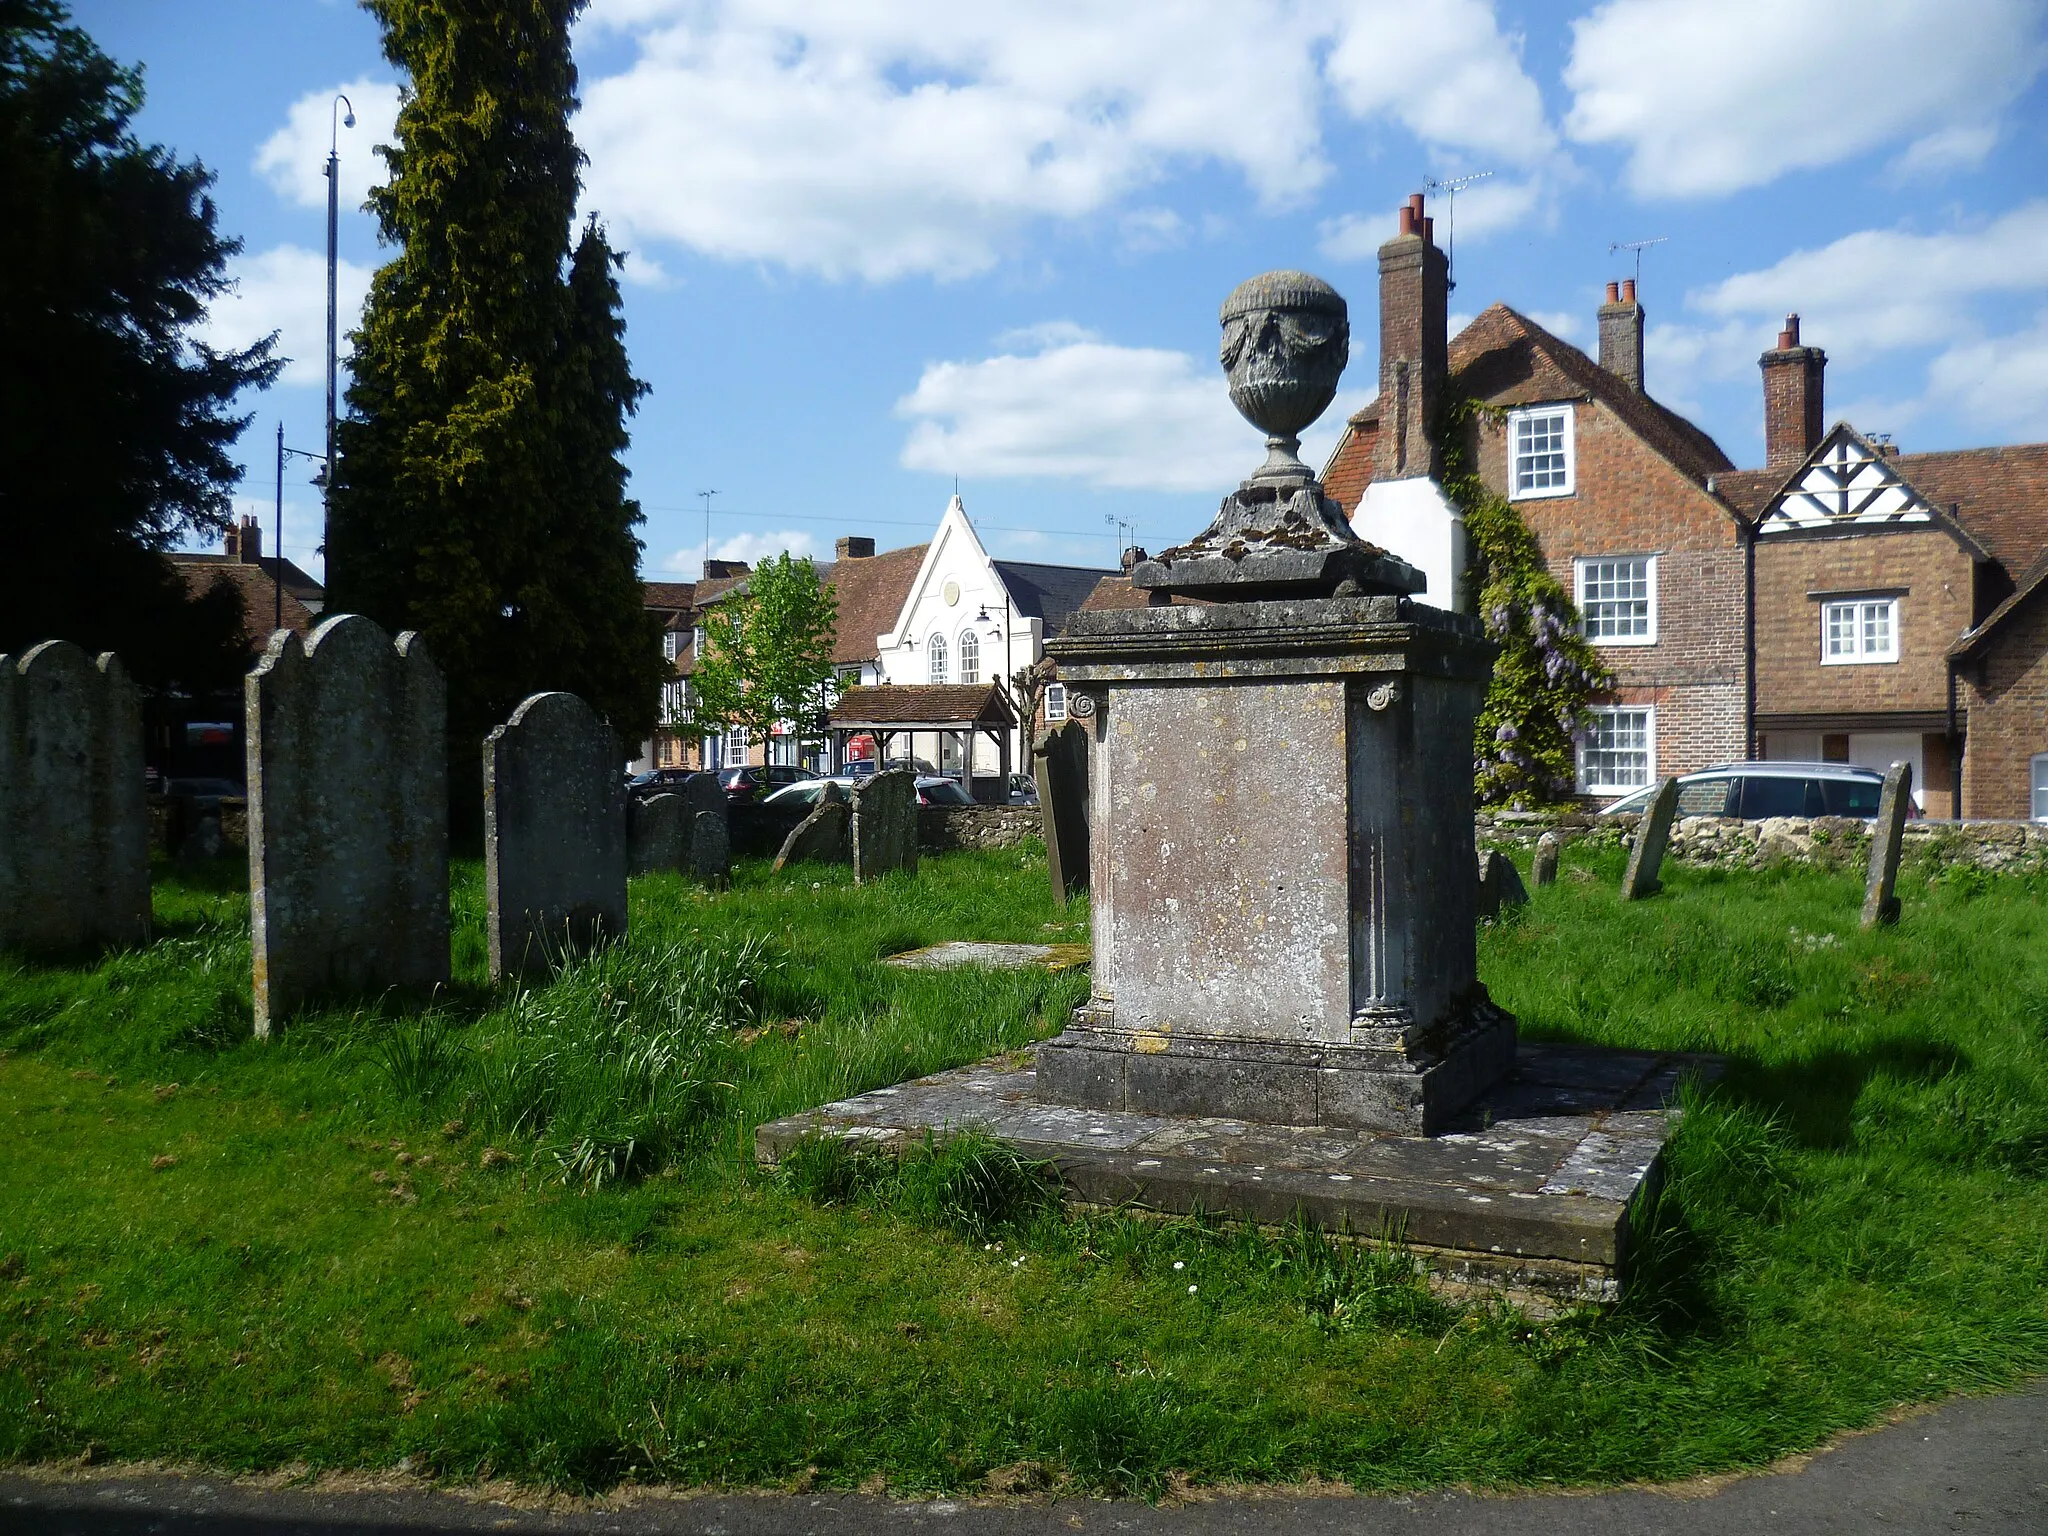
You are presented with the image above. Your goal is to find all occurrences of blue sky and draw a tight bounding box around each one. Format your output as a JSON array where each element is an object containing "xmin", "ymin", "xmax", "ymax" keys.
[{"xmin": 79, "ymin": 0, "xmax": 2048, "ymax": 584}]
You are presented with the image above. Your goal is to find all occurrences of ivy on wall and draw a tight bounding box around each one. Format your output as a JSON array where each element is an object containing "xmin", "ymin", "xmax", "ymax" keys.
[{"xmin": 1440, "ymin": 394, "xmax": 1613, "ymax": 809}]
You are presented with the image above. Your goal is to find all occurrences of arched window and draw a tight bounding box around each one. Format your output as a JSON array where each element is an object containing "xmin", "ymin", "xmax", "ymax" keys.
[
  {"xmin": 927, "ymin": 633, "xmax": 948, "ymax": 683},
  {"xmin": 958, "ymin": 629, "xmax": 980, "ymax": 684}
]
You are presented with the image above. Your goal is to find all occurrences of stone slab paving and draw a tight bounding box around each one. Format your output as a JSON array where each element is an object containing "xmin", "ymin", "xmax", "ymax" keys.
[
  {"xmin": 882, "ymin": 942, "xmax": 1091, "ymax": 972},
  {"xmin": 756, "ymin": 1042, "xmax": 1718, "ymax": 1308},
  {"xmin": 6, "ymin": 1377, "xmax": 2043, "ymax": 1533}
]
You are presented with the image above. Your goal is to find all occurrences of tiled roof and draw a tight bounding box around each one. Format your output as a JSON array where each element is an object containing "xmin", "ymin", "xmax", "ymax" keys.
[
  {"xmin": 1889, "ymin": 442, "xmax": 2048, "ymax": 574},
  {"xmin": 829, "ymin": 543, "xmax": 928, "ymax": 664},
  {"xmin": 1706, "ymin": 468, "xmax": 1787, "ymax": 521},
  {"xmin": 829, "ymin": 682, "xmax": 1015, "ymax": 726},
  {"xmin": 992, "ymin": 560, "xmax": 1119, "ymax": 638},
  {"xmin": 167, "ymin": 556, "xmax": 323, "ymax": 644},
  {"xmin": 1079, "ymin": 574, "xmax": 1157, "ymax": 612},
  {"xmin": 642, "ymin": 580, "xmax": 696, "ymax": 612},
  {"xmin": 1448, "ymin": 304, "xmax": 1736, "ymax": 482},
  {"xmin": 1321, "ymin": 415, "xmax": 1378, "ymax": 516}
]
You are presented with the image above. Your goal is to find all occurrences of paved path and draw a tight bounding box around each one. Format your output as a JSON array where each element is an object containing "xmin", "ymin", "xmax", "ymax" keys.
[{"xmin": 4, "ymin": 1380, "xmax": 2043, "ymax": 1535}]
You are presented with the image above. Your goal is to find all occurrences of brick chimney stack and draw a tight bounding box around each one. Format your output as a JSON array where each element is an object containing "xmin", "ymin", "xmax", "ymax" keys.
[
  {"xmin": 701, "ymin": 558, "xmax": 750, "ymax": 580},
  {"xmin": 1372, "ymin": 192, "xmax": 1449, "ymax": 483},
  {"xmin": 1760, "ymin": 313, "xmax": 1826, "ymax": 470},
  {"xmin": 227, "ymin": 515, "xmax": 262, "ymax": 563},
  {"xmin": 1598, "ymin": 278, "xmax": 1646, "ymax": 392},
  {"xmin": 834, "ymin": 536, "xmax": 875, "ymax": 559}
]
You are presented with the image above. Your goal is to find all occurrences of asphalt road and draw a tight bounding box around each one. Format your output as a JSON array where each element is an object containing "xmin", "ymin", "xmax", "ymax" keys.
[{"xmin": 4, "ymin": 1380, "xmax": 2043, "ymax": 1536}]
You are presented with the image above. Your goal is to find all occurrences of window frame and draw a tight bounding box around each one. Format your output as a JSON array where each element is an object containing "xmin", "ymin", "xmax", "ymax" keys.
[
  {"xmin": 1044, "ymin": 682, "xmax": 1068, "ymax": 723},
  {"xmin": 1820, "ymin": 596, "xmax": 1900, "ymax": 666},
  {"xmin": 1575, "ymin": 554, "xmax": 1658, "ymax": 646},
  {"xmin": 927, "ymin": 633, "xmax": 949, "ymax": 683},
  {"xmin": 725, "ymin": 724, "xmax": 749, "ymax": 764},
  {"xmin": 2032, "ymin": 752, "xmax": 2048, "ymax": 822},
  {"xmin": 1507, "ymin": 404, "xmax": 1575, "ymax": 501},
  {"xmin": 1577, "ymin": 704, "xmax": 1656, "ymax": 795},
  {"xmin": 957, "ymin": 628, "xmax": 980, "ymax": 685},
  {"xmin": 663, "ymin": 629, "xmax": 681, "ymax": 662}
]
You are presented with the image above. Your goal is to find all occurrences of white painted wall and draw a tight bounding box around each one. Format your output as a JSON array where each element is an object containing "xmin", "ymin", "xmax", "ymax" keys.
[
  {"xmin": 1848, "ymin": 732, "xmax": 1926, "ymax": 810},
  {"xmin": 1349, "ymin": 476, "xmax": 1469, "ymax": 614}
]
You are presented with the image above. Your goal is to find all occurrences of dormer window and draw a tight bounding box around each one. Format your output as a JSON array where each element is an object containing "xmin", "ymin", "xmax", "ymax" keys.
[
  {"xmin": 1509, "ymin": 405, "xmax": 1574, "ymax": 499},
  {"xmin": 663, "ymin": 629, "xmax": 681, "ymax": 662}
]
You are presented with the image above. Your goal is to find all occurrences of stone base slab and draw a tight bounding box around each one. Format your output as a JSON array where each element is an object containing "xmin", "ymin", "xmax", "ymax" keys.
[
  {"xmin": 1035, "ymin": 1004, "xmax": 1517, "ymax": 1135},
  {"xmin": 755, "ymin": 1041, "xmax": 1720, "ymax": 1311}
]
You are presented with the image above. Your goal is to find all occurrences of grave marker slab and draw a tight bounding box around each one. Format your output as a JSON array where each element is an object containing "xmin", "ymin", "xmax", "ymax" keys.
[
  {"xmin": 0, "ymin": 641, "xmax": 150, "ymax": 956},
  {"xmin": 628, "ymin": 793, "xmax": 690, "ymax": 876},
  {"xmin": 1621, "ymin": 777, "xmax": 1679, "ymax": 901},
  {"xmin": 1034, "ymin": 720, "xmax": 1090, "ymax": 905},
  {"xmin": 484, "ymin": 691, "xmax": 627, "ymax": 981},
  {"xmin": 1532, "ymin": 831, "xmax": 1560, "ymax": 887},
  {"xmin": 691, "ymin": 809, "xmax": 731, "ymax": 886},
  {"xmin": 1862, "ymin": 760, "xmax": 1913, "ymax": 929},
  {"xmin": 851, "ymin": 768, "xmax": 917, "ymax": 883},
  {"xmin": 246, "ymin": 614, "xmax": 448, "ymax": 1036},
  {"xmin": 1476, "ymin": 848, "xmax": 1528, "ymax": 920},
  {"xmin": 773, "ymin": 796, "xmax": 849, "ymax": 870}
]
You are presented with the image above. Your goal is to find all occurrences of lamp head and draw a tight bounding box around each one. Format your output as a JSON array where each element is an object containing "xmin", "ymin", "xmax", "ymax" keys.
[{"xmin": 343, "ymin": 111, "xmax": 356, "ymax": 129}]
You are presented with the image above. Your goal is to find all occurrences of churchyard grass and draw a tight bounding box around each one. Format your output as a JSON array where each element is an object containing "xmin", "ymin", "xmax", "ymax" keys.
[{"xmin": 4, "ymin": 843, "xmax": 2048, "ymax": 1495}]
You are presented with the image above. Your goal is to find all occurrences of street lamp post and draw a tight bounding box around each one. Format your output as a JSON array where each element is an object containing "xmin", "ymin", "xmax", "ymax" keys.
[{"xmin": 324, "ymin": 94, "xmax": 355, "ymax": 556}]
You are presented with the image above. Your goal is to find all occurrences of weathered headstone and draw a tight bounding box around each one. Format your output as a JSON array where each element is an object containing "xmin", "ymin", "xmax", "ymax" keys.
[
  {"xmin": 773, "ymin": 795, "xmax": 849, "ymax": 870},
  {"xmin": 1861, "ymin": 760, "xmax": 1913, "ymax": 929},
  {"xmin": 691, "ymin": 809, "xmax": 731, "ymax": 887},
  {"xmin": 246, "ymin": 614, "xmax": 448, "ymax": 1036},
  {"xmin": 484, "ymin": 691, "xmax": 627, "ymax": 981},
  {"xmin": 628, "ymin": 792, "xmax": 690, "ymax": 876},
  {"xmin": 851, "ymin": 768, "xmax": 918, "ymax": 883},
  {"xmin": 1532, "ymin": 830, "xmax": 1560, "ymax": 887},
  {"xmin": 1621, "ymin": 777, "xmax": 1679, "ymax": 901},
  {"xmin": 1475, "ymin": 848, "xmax": 1528, "ymax": 920},
  {"xmin": 0, "ymin": 640, "xmax": 150, "ymax": 956},
  {"xmin": 1034, "ymin": 719, "xmax": 1090, "ymax": 906}
]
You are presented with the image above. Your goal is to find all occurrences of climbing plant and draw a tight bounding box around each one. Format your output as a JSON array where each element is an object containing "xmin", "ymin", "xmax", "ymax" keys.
[{"xmin": 1440, "ymin": 393, "xmax": 1612, "ymax": 809}]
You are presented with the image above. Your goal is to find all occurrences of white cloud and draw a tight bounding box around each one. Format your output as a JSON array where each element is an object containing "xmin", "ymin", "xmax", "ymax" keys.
[
  {"xmin": 197, "ymin": 245, "xmax": 374, "ymax": 387},
  {"xmin": 662, "ymin": 530, "xmax": 820, "ymax": 578},
  {"xmin": 1524, "ymin": 309, "xmax": 1584, "ymax": 344},
  {"xmin": 1888, "ymin": 124, "xmax": 2001, "ymax": 183},
  {"xmin": 896, "ymin": 328, "xmax": 1247, "ymax": 491},
  {"xmin": 574, "ymin": 0, "xmax": 1561, "ymax": 280},
  {"xmin": 1564, "ymin": 0, "xmax": 2047, "ymax": 198},
  {"xmin": 1926, "ymin": 311, "xmax": 2048, "ymax": 439},
  {"xmin": 1688, "ymin": 202, "xmax": 2048, "ymax": 364},
  {"xmin": 255, "ymin": 79, "xmax": 403, "ymax": 211}
]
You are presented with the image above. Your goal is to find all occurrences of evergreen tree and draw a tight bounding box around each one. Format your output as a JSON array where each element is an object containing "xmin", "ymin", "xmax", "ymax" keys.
[
  {"xmin": 0, "ymin": 0, "xmax": 277, "ymax": 686},
  {"xmin": 689, "ymin": 556, "xmax": 841, "ymax": 760},
  {"xmin": 328, "ymin": 0, "xmax": 662, "ymax": 780}
]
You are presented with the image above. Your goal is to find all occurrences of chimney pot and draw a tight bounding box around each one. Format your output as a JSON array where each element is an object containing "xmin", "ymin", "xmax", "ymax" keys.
[
  {"xmin": 1408, "ymin": 192, "xmax": 1425, "ymax": 219},
  {"xmin": 1621, "ymin": 278, "xmax": 1637, "ymax": 303},
  {"xmin": 1604, "ymin": 280, "xmax": 1620, "ymax": 303},
  {"xmin": 1398, "ymin": 204, "xmax": 1416, "ymax": 236},
  {"xmin": 234, "ymin": 514, "xmax": 262, "ymax": 564},
  {"xmin": 834, "ymin": 536, "xmax": 875, "ymax": 560},
  {"xmin": 1777, "ymin": 313, "xmax": 1801, "ymax": 349},
  {"xmin": 1422, "ymin": 216, "xmax": 1434, "ymax": 245}
]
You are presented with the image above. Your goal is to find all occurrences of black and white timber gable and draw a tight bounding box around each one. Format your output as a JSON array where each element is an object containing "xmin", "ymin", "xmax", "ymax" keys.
[{"xmin": 1756, "ymin": 424, "xmax": 1937, "ymax": 536}]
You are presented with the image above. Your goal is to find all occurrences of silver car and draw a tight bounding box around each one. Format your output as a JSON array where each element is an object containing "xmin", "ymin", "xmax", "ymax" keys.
[{"xmin": 1600, "ymin": 761, "xmax": 1897, "ymax": 820}]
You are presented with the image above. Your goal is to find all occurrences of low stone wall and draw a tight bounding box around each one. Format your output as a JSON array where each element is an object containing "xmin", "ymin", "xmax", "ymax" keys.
[
  {"xmin": 919, "ymin": 804, "xmax": 1042, "ymax": 852},
  {"xmin": 148, "ymin": 795, "xmax": 250, "ymax": 853},
  {"xmin": 1477, "ymin": 809, "xmax": 2048, "ymax": 874}
]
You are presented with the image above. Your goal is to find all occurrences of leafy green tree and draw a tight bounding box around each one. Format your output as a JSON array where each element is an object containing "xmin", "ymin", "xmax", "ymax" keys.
[
  {"xmin": 327, "ymin": 0, "xmax": 662, "ymax": 781},
  {"xmin": 690, "ymin": 556, "xmax": 841, "ymax": 760},
  {"xmin": 0, "ymin": 0, "xmax": 277, "ymax": 686},
  {"xmin": 1442, "ymin": 395, "xmax": 1612, "ymax": 809}
]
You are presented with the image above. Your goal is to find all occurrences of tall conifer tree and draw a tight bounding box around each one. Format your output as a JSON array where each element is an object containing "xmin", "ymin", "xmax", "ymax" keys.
[{"xmin": 328, "ymin": 0, "xmax": 661, "ymax": 782}]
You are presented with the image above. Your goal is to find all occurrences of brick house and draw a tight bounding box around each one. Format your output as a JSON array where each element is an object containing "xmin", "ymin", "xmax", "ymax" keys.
[
  {"xmin": 1320, "ymin": 195, "xmax": 1749, "ymax": 801},
  {"xmin": 1953, "ymin": 549, "xmax": 2048, "ymax": 819},
  {"xmin": 166, "ymin": 514, "xmax": 326, "ymax": 646}
]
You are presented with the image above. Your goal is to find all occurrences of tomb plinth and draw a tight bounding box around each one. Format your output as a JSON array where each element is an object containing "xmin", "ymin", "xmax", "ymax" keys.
[{"xmin": 1036, "ymin": 593, "xmax": 1511, "ymax": 1133}]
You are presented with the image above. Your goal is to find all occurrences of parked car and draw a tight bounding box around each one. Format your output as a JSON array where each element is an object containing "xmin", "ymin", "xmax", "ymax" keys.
[
  {"xmin": 845, "ymin": 756, "xmax": 938, "ymax": 780},
  {"xmin": 717, "ymin": 763, "xmax": 813, "ymax": 802},
  {"xmin": 625, "ymin": 767, "xmax": 693, "ymax": 801},
  {"xmin": 761, "ymin": 777, "xmax": 858, "ymax": 809},
  {"xmin": 1006, "ymin": 772, "xmax": 1039, "ymax": 806},
  {"xmin": 914, "ymin": 776, "xmax": 974, "ymax": 807},
  {"xmin": 1599, "ymin": 761, "xmax": 1902, "ymax": 820}
]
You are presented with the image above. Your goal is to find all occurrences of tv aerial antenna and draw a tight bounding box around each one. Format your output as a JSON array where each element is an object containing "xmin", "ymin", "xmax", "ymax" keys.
[
  {"xmin": 1423, "ymin": 170, "xmax": 1493, "ymax": 288},
  {"xmin": 1608, "ymin": 236, "xmax": 1668, "ymax": 288}
]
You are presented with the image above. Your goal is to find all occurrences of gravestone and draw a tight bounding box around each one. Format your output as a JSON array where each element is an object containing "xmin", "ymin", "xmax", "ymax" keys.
[
  {"xmin": 0, "ymin": 640, "xmax": 150, "ymax": 956},
  {"xmin": 1620, "ymin": 777, "xmax": 1679, "ymax": 901},
  {"xmin": 628, "ymin": 793, "xmax": 690, "ymax": 876},
  {"xmin": 1034, "ymin": 720, "xmax": 1090, "ymax": 906},
  {"xmin": 1475, "ymin": 848, "xmax": 1528, "ymax": 920},
  {"xmin": 1861, "ymin": 760, "xmax": 1913, "ymax": 928},
  {"xmin": 1532, "ymin": 831, "xmax": 1560, "ymax": 887},
  {"xmin": 484, "ymin": 691, "xmax": 627, "ymax": 981},
  {"xmin": 691, "ymin": 809, "xmax": 731, "ymax": 886},
  {"xmin": 246, "ymin": 614, "xmax": 448, "ymax": 1036},
  {"xmin": 851, "ymin": 768, "xmax": 918, "ymax": 883},
  {"xmin": 773, "ymin": 795, "xmax": 849, "ymax": 870}
]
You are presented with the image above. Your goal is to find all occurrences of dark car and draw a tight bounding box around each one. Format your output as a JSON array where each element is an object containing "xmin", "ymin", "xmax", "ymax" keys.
[
  {"xmin": 626, "ymin": 768, "xmax": 694, "ymax": 801},
  {"xmin": 717, "ymin": 763, "xmax": 813, "ymax": 802},
  {"xmin": 1600, "ymin": 761, "xmax": 1901, "ymax": 820},
  {"xmin": 1006, "ymin": 772, "xmax": 1039, "ymax": 806},
  {"xmin": 914, "ymin": 776, "xmax": 975, "ymax": 807}
]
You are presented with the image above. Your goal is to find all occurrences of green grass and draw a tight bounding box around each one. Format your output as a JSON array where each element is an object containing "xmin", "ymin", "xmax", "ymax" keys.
[{"xmin": 2, "ymin": 842, "xmax": 2046, "ymax": 1496}]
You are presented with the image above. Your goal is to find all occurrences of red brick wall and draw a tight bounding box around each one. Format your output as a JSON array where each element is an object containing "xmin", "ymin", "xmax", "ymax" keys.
[
  {"xmin": 1753, "ymin": 528, "xmax": 1974, "ymax": 717},
  {"xmin": 1469, "ymin": 399, "xmax": 1750, "ymax": 781},
  {"xmin": 1960, "ymin": 588, "xmax": 2048, "ymax": 819}
]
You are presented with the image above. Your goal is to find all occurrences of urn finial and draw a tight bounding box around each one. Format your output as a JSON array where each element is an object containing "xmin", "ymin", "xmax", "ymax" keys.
[{"xmin": 1219, "ymin": 270, "xmax": 1349, "ymax": 487}]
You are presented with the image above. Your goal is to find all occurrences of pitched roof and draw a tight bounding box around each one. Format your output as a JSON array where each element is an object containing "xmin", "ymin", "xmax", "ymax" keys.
[
  {"xmin": 829, "ymin": 683, "xmax": 1016, "ymax": 727},
  {"xmin": 829, "ymin": 543, "xmax": 928, "ymax": 665},
  {"xmin": 992, "ymin": 559, "xmax": 1120, "ymax": 638},
  {"xmin": 1079, "ymin": 574, "xmax": 1156, "ymax": 612},
  {"xmin": 1952, "ymin": 548, "xmax": 2048, "ymax": 661},
  {"xmin": 641, "ymin": 580, "xmax": 696, "ymax": 613},
  {"xmin": 1706, "ymin": 468, "xmax": 1786, "ymax": 521},
  {"xmin": 167, "ymin": 555, "xmax": 323, "ymax": 644},
  {"xmin": 1448, "ymin": 304, "xmax": 1736, "ymax": 481},
  {"xmin": 1887, "ymin": 442, "xmax": 2048, "ymax": 573}
]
